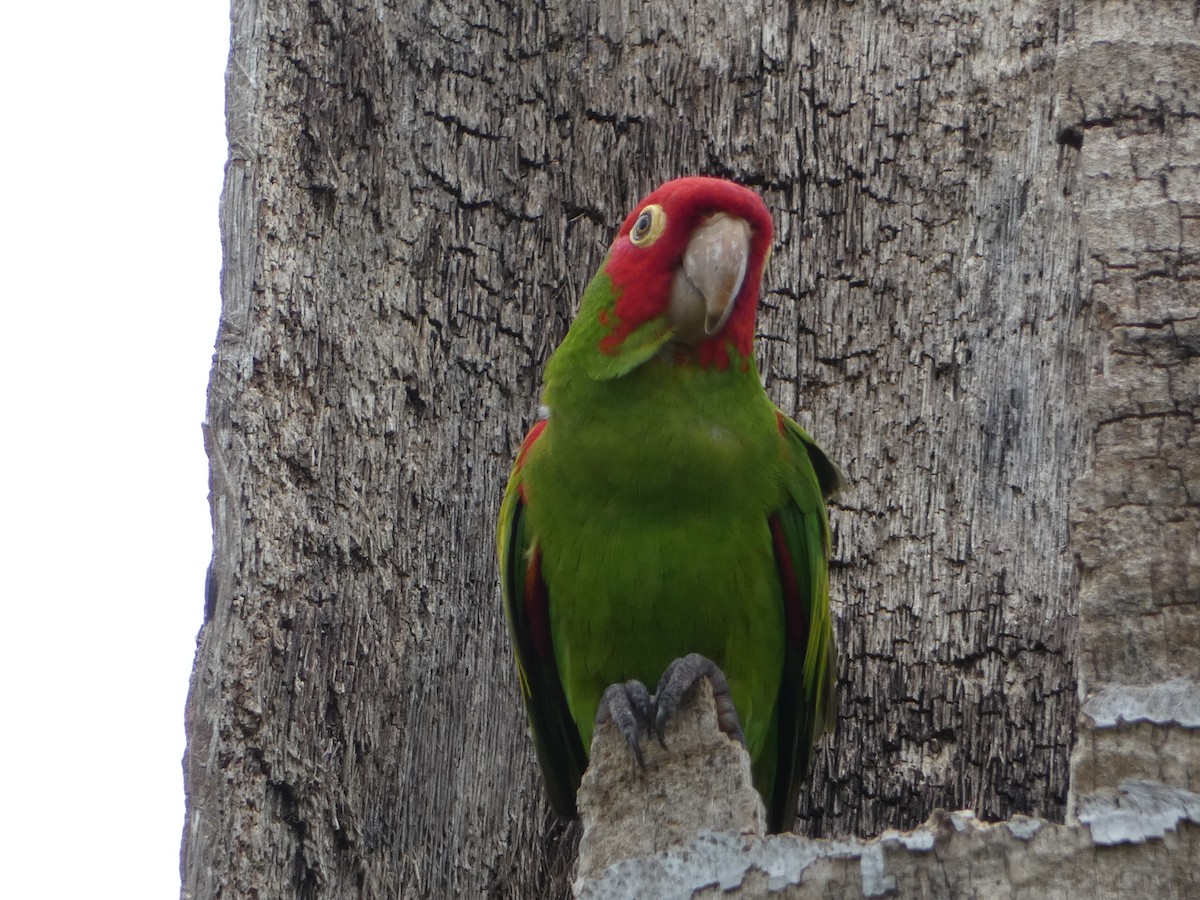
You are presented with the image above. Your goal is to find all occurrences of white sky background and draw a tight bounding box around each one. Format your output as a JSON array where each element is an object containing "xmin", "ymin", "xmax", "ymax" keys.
[{"xmin": 2, "ymin": 4, "xmax": 227, "ymax": 896}]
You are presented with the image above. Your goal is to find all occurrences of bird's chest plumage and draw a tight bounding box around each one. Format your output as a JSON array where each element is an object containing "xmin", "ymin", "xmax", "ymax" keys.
[{"xmin": 523, "ymin": 359, "xmax": 787, "ymax": 753}]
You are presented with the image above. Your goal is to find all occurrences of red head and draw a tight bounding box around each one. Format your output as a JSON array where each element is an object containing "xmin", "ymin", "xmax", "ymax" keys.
[{"xmin": 599, "ymin": 177, "xmax": 775, "ymax": 370}]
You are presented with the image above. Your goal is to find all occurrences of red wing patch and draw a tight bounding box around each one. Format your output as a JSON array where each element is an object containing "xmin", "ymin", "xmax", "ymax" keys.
[
  {"xmin": 769, "ymin": 513, "xmax": 809, "ymax": 651},
  {"xmin": 516, "ymin": 419, "xmax": 548, "ymax": 470},
  {"xmin": 524, "ymin": 545, "xmax": 554, "ymax": 662}
]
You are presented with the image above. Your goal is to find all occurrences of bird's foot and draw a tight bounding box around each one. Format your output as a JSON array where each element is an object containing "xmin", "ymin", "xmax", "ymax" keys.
[
  {"xmin": 653, "ymin": 653, "xmax": 745, "ymax": 747},
  {"xmin": 596, "ymin": 679, "xmax": 655, "ymax": 767}
]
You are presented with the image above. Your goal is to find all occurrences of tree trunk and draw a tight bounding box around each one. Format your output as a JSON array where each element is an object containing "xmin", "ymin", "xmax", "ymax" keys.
[{"xmin": 182, "ymin": 1, "xmax": 1194, "ymax": 897}]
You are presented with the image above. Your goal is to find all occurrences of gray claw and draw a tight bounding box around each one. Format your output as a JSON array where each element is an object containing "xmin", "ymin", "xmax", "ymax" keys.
[
  {"xmin": 596, "ymin": 679, "xmax": 655, "ymax": 767},
  {"xmin": 653, "ymin": 652, "xmax": 745, "ymax": 747}
]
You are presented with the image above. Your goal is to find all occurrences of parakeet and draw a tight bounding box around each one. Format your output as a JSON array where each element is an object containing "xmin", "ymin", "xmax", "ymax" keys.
[{"xmin": 498, "ymin": 176, "xmax": 840, "ymax": 833}]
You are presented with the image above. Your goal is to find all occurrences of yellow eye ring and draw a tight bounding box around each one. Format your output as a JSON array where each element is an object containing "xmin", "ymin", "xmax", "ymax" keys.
[{"xmin": 629, "ymin": 204, "xmax": 667, "ymax": 247}]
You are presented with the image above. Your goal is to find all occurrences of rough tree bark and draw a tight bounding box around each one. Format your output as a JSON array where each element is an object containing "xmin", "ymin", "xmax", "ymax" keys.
[{"xmin": 182, "ymin": 0, "xmax": 1195, "ymax": 898}]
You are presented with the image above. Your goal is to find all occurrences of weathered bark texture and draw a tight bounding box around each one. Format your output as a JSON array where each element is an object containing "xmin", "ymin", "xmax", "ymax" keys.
[
  {"xmin": 574, "ymin": 3, "xmax": 1200, "ymax": 896},
  {"xmin": 575, "ymin": 682, "xmax": 767, "ymax": 883},
  {"xmin": 577, "ymin": 794, "xmax": 1200, "ymax": 899},
  {"xmin": 575, "ymin": 676, "xmax": 1199, "ymax": 897},
  {"xmin": 182, "ymin": 0, "xmax": 1194, "ymax": 897},
  {"xmin": 1060, "ymin": 1, "xmax": 1200, "ymax": 829}
]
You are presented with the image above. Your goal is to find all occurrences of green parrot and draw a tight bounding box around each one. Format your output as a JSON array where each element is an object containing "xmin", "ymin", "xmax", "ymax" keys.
[{"xmin": 498, "ymin": 176, "xmax": 840, "ymax": 833}]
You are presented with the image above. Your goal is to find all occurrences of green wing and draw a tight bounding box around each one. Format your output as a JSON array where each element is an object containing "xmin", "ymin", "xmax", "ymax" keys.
[
  {"xmin": 766, "ymin": 413, "xmax": 841, "ymax": 832},
  {"xmin": 497, "ymin": 420, "xmax": 587, "ymax": 818}
]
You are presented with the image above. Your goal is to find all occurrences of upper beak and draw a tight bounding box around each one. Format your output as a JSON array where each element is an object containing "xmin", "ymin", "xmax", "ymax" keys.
[{"xmin": 667, "ymin": 213, "xmax": 751, "ymax": 345}]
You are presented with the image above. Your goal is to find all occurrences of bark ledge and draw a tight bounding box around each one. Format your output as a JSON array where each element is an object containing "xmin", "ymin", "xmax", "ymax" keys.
[
  {"xmin": 576, "ymin": 680, "xmax": 766, "ymax": 882},
  {"xmin": 575, "ymin": 689, "xmax": 1200, "ymax": 898}
]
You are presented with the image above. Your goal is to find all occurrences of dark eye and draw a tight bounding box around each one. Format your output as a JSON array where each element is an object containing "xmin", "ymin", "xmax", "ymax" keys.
[
  {"xmin": 631, "ymin": 211, "xmax": 653, "ymax": 242},
  {"xmin": 629, "ymin": 204, "xmax": 666, "ymax": 247}
]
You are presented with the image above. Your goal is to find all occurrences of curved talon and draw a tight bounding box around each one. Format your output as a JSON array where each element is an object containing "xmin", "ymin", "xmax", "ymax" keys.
[
  {"xmin": 596, "ymin": 680, "xmax": 654, "ymax": 767},
  {"xmin": 653, "ymin": 652, "xmax": 746, "ymax": 747}
]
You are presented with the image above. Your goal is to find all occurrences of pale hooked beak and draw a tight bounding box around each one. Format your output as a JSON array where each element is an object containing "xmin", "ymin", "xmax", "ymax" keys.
[{"xmin": 667, "ymin": 213, "xmax": 751, "ymax": 345}]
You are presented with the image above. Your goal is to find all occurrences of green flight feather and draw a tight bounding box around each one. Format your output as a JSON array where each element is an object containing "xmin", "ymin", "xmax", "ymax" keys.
[
  {"xmin": 498, "ymin": 453, "xmax": 586, "ymax": 816},
  {"xmin": 765, "ymin": 415, "xmax": 840, "ymax": 829}
]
